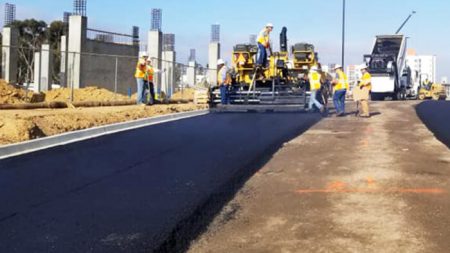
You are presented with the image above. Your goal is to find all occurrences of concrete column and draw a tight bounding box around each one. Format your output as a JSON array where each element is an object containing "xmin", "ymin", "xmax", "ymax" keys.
[
  {"xmin": 162, "ymin": 51, "xmax": 176, "ymax": 97},
  {"xmin": 1, "ymin": 27, "xmax": 19, "ymax": 83},
  {"xmin": 208, "ymin": 42, "xmax": 221, "ymax": 85},
  {"xmin": 60, "ymin": 35, "xmax": 69, "ymax": 87},
  {"xmin": 187, "ymin": 61, "xmax": 196, "ymax": 87},
  {"xmin": 40, "ymin": 44, "xmax": 53, "ymax": 91},
  {"xmin": 148, "ymin": 30, "xmax": 163, "ymax": 93},
  {"xmin": 33, "ymin": 52, "xmax": 41, "ymax": 93},
  {"xmin": 67, "ymin": 15, "xmax": 87, "ymax": 89}
]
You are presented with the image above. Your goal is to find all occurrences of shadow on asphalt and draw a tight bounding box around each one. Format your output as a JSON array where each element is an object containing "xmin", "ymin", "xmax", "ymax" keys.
[
  {"xmin": 416, "ymin": 101, "xmax": 450, "ymax": 148},
  {"xmin": 155, "ymin": 112, "xmax": 322, "ymax": 253}
]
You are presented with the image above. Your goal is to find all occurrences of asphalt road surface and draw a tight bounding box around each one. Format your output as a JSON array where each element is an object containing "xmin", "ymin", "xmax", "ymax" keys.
[
  {"xmin": 416, "ymin": 101, "xmax": 450, "ymax": 148},
  {"xmin": 188, "ymin": 101, "xmax": 450, "ymax": 253},
  {"xmin": 0, "ymin": 112, "xmax": 321, "ymax": 252}
]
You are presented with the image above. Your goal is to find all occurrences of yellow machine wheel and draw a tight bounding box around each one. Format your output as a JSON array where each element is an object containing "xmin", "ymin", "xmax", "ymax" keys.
[{"xmin": 418, "ymin": 93, "xmax": 426, "ymax": 100}]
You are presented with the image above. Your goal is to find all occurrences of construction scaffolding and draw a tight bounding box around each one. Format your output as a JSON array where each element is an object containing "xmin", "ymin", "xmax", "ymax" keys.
[
  {"xmin": 73, "ymin": 0, "xmax": 87, "ymax": 16},
  {"xmin": 151, "ymin": 8, "xmax": 162, "ymax": 31}
]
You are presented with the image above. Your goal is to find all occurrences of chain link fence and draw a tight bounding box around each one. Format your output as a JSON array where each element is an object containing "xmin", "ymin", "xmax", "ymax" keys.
[{"xmin": 1, "ymin": 44, "xmax": 219, "ymax": 103}]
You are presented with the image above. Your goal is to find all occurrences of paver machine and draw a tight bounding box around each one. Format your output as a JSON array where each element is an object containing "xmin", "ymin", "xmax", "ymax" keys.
[{"xmin": 211, "ymin": 27, "xmax": 319, "ymax": 109}]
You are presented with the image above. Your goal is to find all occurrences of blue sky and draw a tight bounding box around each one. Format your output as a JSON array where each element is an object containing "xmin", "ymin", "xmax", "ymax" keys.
[{"xmin": 1, "ymin": 0, "xmax": 449, "ymax": 80}]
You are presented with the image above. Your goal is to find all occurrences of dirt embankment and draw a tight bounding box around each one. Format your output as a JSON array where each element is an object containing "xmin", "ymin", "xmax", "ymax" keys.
[
  {"xmin": 0, "ymin": 104, "xmax": 208, "ymax": 146},
  {"xmin": 0, "ymin": 81, "xmax": 208, "ymax": 146}
]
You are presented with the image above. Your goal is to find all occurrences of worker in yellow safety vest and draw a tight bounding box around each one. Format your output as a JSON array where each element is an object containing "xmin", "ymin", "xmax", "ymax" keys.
[
  {"xmin": 357, "ymin": 64, "xmax": 372, "ymax": 117},
  {"xmin": 308, "ymin": 66, "xmax": 325, "ymax": 114},
  {"xmin": 145, "ymin": 59, "xmax": 156, "ymax": 105},
  {"xmin": 217, "ymin": 59, "xmax": 231, "ymax": 104},
  {"xmin": 332, "ymin": 65, "xmax": 349, "ymax": 116},
  {"xmin": 256, "ymin": 23, "xmax": 273, "ymax": 68},
  {"xmin": 135, "ymin": 52, "xmax": 148, "ymax": 105}
]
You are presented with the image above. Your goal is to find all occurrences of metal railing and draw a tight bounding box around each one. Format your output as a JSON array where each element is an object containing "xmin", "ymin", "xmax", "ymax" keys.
[{"xmin": 87, "ymin": 28, "xmax": 139, "ymax": 45}]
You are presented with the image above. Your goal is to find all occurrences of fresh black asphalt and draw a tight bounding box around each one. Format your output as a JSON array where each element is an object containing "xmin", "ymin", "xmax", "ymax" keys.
[
  {"xmin": 0, "ymin": 112, "xmax": 321, "ymax": 252},
  {"xmin": 416, "ymin": 101, "xmax": 450, "ymax": 148}
]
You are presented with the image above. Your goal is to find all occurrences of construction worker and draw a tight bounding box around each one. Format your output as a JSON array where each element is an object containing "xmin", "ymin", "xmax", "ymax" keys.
[
  {"xmin": 135, "ymin": 52, "xmax": 149, "ymax": 105},
  {"xmin": 357, "ymin": 64, "xmax": 372, "ymax": 118},
  {"xmin": 256, "ymin": 23, "xmax": 273, "ymax": 68},
  {"xmin": 308, "ymin": 66, "xmax": 325, "ymax": 113},
  {"xmin": 217, "ymin": 59, "xmax": 231, "ymax": 105},
  {"xmin": 332, "ymin": 65, "xmax": 349, "ymax": 116},
  {"xmin": 423, "ymin": 78, "xmax": 432, "ymax": 90},
  {"xmin": 145, "ymin": 59, "xmax": 165, "ymax": 105}
]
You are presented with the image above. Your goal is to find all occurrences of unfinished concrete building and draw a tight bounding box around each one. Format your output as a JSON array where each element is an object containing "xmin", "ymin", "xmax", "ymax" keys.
[{"xmin": 61, "ymin": 15, "xmax": 139, "ymax": 94}]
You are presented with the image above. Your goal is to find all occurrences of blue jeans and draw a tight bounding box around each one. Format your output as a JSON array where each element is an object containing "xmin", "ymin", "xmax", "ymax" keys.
[
  {"xmin": 309, "ymin": 90, "xmax": 323, "ymax": 111},
  {"xmin": 333, "ymin": 89, "xmax": 347, "ymax": 114},
  {"xmin": 136, "ymin": 78, "xmax": 147, "ymax": 104},
  {"xmin": 256, "ymin": 43, "xmax": 267, "ymax": 67},
  {"xmin": 220, "ymin": 85, "xmax": 230, "ymax": 105}
]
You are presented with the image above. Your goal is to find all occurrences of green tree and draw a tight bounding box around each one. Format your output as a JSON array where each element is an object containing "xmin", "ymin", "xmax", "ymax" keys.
[
  {"xmin": 48, "ymin": 21, "xmax": 66, "ymax": 83},
  {"xmin": 9, "ymin": 19, "xmax": 47, "ymax": 85}
]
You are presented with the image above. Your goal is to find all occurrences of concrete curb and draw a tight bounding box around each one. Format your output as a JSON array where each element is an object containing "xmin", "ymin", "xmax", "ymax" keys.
[{"xmin": 0, "ymin": 110, "xmax": 210, "ymax": 160}]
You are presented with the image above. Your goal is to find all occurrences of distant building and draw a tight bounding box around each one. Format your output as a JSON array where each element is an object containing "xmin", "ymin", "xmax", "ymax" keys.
[
  {"xmin": 405, "ymin": 55, "xmax": 437, "ymax": 83},
  {"xmin": 346, "ymin": 65, "xmax": 359, "ymax": 90},
  {"xmin": 4, "ymin": 3, "xmax": 16, "ymax": 26}
]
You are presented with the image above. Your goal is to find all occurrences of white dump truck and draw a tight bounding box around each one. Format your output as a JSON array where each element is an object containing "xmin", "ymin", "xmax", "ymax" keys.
[{"xmin": 364, "ymin": 35, "xmax": 414, "ymax": 100}]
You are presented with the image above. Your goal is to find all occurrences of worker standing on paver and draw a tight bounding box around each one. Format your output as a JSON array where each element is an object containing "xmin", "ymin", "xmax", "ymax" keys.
[
  {"xmin": 356, "ymin": 64, "xmax": 372, "ymax": 117},
  {"xmin": 308, "ymin": 66, "xmax": 325, "ymax": 114},
  {"xmin": 332, "ymin": 65, "xmax": 349, "ymax": 116},
  {"xmin": 217, "ymin": 59, "xmax": 231, "ymax": 105},
  {"xmin": 256, "ymin": 23, "xmax": 273, "ymax": 69},
  {"xmin": 135, "ymin": 52, "xmax": 148, "ymax": 105}
]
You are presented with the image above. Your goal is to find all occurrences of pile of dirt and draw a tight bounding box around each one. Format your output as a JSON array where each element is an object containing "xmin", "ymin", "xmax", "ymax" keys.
[
  {"xmin": 44, "ymin": 87, "xmax": 132, "ymax": 102},
  {"xmin": 171, "ymin": 88, "xmax": 196, "ymax": 100},
  {"xmin": 0, "ymin": 80, "xmax": 32, "ymax": 104},
  {"xmin": 0, "ymin": 104, "xmax": 208, "ymax": 145}
]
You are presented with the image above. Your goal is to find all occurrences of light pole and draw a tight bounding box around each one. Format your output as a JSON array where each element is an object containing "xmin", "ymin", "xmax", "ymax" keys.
[
  {"xmin": 396, "ymin": 11, "xmax": 416, "ymax": 34},
  {"xmin": 342, "ymin": 0, "xmax": 346, "ymax": 67}
]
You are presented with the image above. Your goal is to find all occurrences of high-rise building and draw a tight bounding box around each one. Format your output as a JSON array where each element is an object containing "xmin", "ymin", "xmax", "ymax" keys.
[
  {"xmin": 163, "ymin": 33, "xmax": 175, "ymax": 51},
  {"xmin": 4, "ymin": 3, "xmax": 16, "ymax": 26},
  {"xmin": 189, "ymin": 49, "xmax": 196, "ymax": 62},
  {"xmin": 249, "ymin": 34, "xmax": 257, "ymax": 45},
  {"xmin": 151, "ymin": 9, "xmax": 162, "ymax": 31},
  {"xmin": 346, "ymin": 65, "xmax": 358, "ymax": 90},
  {"xmin": 406, "ymin": 55, "xmax": 437, "ymax": 83},
  {"xmin": 211, "ymin": 24, "xmax": 220, "ymax": 43}
]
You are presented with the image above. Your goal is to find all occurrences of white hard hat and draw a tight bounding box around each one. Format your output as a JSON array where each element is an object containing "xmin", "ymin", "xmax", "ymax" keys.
[
  {"xmin": 266, "ymin": 23, "xmax": 274, "ymax": 28},
  {"xmin": 310, "ymin": 66, "xmax": 318, "ymax": 72},
  {"xmin": 360, "ymin": 63, "xmax": 368, "ymax": 70},
  {"xmin": 217, "ymin": 59, "xmax": 225, "ymax": 65},
  {"xmin": 333, "ymin": 64, "xmax": 342, "ymax": 70},
  {"xmin": 140, "ymin": 51, "xmax": 149, "ymax": 58}
]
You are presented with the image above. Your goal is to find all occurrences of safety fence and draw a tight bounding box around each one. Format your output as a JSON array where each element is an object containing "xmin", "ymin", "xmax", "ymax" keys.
[{"xmin": 1, "ymin": 44, "xmax": 219, "ymax": 103}]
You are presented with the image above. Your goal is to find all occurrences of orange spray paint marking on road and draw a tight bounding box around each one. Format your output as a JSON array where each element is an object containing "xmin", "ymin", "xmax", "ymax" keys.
[
  {"xmin": 367, "ymin": 177, "xmax": 376, "ymax": 186},
  {"xmin": 296, "ymin": 180, "xmax": 446, "ymax": 195}
]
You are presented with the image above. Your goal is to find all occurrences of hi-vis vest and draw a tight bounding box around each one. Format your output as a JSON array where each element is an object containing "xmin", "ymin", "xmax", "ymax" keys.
[
  {"xmin": 360, "ymin": 72, "xmax": 372, "ymax": 90},
  {"xmin": 146, "ymin": 66, "xmax": 155, "ymax": 82},
  {"xmin": 336, "ymin": 70, "xmax": 349, "ymax": 90},
  {"xmin": 217, "ymin": 66, "xmax": 229, "ymax": 86},
  {"xmin": 257, "ymin": 29, "xmax": 270, "ymax": 48},
  {"xmin": 135, "ymin": 59, "xmax": 146, "ymax": 78},
  {"xmin": 309, "ymin": 71, "xmax": 321, "ymax": 90}
]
